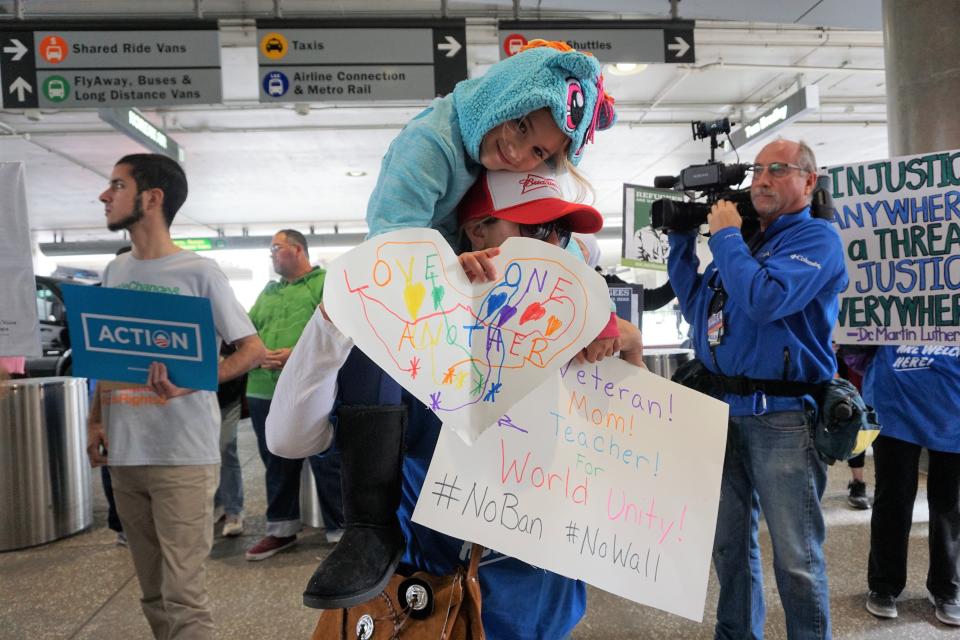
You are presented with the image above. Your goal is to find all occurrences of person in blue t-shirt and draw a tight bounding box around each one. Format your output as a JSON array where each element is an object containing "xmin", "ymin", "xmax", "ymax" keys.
[
  {"xmin": 267, "ymin": 166, "xmax": 643, "ymax": 639},
  {"xmin": 862, "ymin": 344, "xmax": 960, "ymax": 626},
  {"xmin": 301, "ymin": 39, "xmax": 623, "ymax": 610},
  {"xmin": 668, "ymin": 138, "xmax": 848, "ymax": 640}
]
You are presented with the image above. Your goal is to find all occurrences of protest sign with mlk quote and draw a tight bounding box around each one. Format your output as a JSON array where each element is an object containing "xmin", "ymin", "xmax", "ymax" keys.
[
  {"xmin": 829, "ymin": 149, "xmax": 960, "ymax": 345},
  {"xmin": 413, "ymin": 358, "xmax": 729, "ymax": 621}
]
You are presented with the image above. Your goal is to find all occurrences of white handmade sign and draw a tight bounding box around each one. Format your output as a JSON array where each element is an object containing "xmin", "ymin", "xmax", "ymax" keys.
[
  {"xmin": 829, "ymin": 148, "xmax": 960, "ymax": 345},
  {"xmin": 323, "ymin": 228, "xmax": 611, "ymax": 443},
  {"xmin": 413, "ymin": 357, "xmax": 729, "ymax": 622}
]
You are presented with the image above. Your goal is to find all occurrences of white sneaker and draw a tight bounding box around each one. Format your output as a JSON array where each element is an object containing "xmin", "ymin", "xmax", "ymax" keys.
[{"xmin": 222, "ymin": 514, "xmax": 244, "ymax": 537}]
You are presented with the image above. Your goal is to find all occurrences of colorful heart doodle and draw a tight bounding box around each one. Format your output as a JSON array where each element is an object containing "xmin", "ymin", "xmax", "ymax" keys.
[
  {"xmin": 404, "ymin": 282, "xmax": 426, "ymax": 320},
  {"xmin": 520, "ymin": 302, "xmax": 547, "ymax": 325},
  {"xmin": 545, "ymin": 315, "xmax": 562, "ymax": 336},
  {"xmin": 497, "ymin": 305, "xmax": 518, "ymax": 327},
  {"xmin": 324, "ymin": 228, "xmax": 611, "ymax": 443}
]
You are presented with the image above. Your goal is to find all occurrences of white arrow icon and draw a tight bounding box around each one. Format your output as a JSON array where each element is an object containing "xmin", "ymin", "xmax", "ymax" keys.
[
  {"xmin": 9, "ymin": 76, "xmax": 32, "ymax": 101},
  {"xmin": 3, "ymin": 38, "xmax": 28, "ymax": 61},
  {"xmin": 667, "ymin": 36, "xmax": 690, "ymax": 58},
  {"xmin": 436, "ymin": 35, "xmax": 462, "ymax": 58}
]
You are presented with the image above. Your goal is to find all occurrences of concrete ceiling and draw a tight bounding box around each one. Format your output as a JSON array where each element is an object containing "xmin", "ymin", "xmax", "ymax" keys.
[{"xmin": 0, "ymin": 1, "xmax": 889, "ymax": 246}]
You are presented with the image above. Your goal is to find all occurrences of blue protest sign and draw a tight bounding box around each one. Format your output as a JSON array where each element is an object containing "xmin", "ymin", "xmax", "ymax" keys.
[{"xmin": 61, "ymin": 284, "xmax": 218, "ymax": 391}]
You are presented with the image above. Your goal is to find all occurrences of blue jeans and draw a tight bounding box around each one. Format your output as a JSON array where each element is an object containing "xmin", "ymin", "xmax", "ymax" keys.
[
  {"xmin": 713, "ymin": 410, "xmax": 830, "ymax": 640},
  {"xmin": 214, "ymin": 400, "xmax": 244, "ymax": 516},
  {"xmin": 249, "ymin": 397, "xmax": 344, "ymax": 538}
]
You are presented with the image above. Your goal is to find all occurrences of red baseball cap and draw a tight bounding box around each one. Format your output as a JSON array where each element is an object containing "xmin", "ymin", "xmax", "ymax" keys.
[{"xmin": 458, "ymin": 167, "xmax": 603, "ymax": 233}]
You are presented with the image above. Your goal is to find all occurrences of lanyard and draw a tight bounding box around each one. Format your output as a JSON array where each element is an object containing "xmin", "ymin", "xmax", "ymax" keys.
[{"xmin": 705, "ymin": 229, "xmax": 767, "ymax": 374}]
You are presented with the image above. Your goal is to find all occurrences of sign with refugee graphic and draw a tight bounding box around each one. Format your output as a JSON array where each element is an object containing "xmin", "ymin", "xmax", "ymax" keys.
[
  {"xmin": 829, "ymin": 148, "xmax": 960, "ymax": 345},
  {"xmin": 322, "ymin": 228, "xmax": 612, "ymax": 443},
  {"xmin": 413, "ymin": 358, "xmax": 729, "ymax": 621},
  {"xmin": 622, "ymin": 184, "xmax": 681, "ymax": 270},
  {"xmin": 61, "ymin": 285, "xmax": 218, "ymax": 390}
]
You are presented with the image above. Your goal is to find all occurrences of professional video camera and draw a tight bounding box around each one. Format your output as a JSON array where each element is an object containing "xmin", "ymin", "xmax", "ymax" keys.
[{"xmin": 650, "ymin": 118, "xmax": 759, "ymax": 234}]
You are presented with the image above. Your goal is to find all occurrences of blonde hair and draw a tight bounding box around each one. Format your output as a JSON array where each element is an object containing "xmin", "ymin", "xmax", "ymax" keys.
[{"xmin": 553, "ymin": 149, "xmax": 594, "ymax": 204}]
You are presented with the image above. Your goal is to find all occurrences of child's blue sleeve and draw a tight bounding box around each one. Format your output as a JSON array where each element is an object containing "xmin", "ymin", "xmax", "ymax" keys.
[{"xmin": 365, "ymin": 118, "xmax": 459, "ymax": 239}]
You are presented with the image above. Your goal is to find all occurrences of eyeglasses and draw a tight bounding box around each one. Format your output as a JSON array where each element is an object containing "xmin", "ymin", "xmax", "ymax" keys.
[
  {"xmin": 269, "ymin": 243, "xmax": 292, "ymax": 255},
  {"xmin": 748, "ymin": 162, "xmax": 809, "ymax": 178},
  {"xmin": 483, "ymin": 217, "xmax": 571, "ymax": 248}
]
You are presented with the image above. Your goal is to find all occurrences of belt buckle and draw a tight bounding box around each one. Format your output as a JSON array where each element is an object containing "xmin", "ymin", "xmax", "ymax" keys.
[{"xmin": 752, "ymin": 390, "xmax": 768, "ymax": 416}]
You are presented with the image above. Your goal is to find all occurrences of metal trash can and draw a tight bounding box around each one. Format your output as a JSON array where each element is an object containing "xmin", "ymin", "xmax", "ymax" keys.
[
  {"xmin": 642, "ymin": 348, "xmax": 695, "ymax": 380},
  {"xmin": 0, "ymin": 376, "xmax": 92, "ymax": 551},
  {"xmin": 300, "ymin": 462, "xmax": 323, "ymax": 529}
]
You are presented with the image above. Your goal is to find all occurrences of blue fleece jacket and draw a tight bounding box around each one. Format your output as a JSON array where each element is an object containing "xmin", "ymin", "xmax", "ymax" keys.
[
  {"xmin": 366, "ymin": 95, "xmax": 480, "ymax": 246},
  {"xmin": 668, "ymin": 208, "xmax": 848, "ymax": 416},
  {"xmin": 864, "ymin": 344, "xmax": 960, "ymax": 453}
]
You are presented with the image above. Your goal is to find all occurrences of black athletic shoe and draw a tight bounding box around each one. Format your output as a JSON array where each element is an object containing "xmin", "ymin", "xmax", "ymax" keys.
[{"xmin": 847, "ymin": 480, "xmax": 871, "ymax": 510}]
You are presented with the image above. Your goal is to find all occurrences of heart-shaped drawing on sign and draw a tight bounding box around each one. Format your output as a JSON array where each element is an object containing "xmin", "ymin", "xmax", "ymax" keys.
[
  {"xmin": 404, "ymin": 282, "xmax": 426, "ymax": 320},
  {"xmin": 497, "ymin": 304, "xmax": 518, "ymax": 327},
  {"xmin": 486, "ymin": 292, "xmax": 508, "ymax": 317},
  {"xmin": 324, "ymin": 228, "xmax": 611, "ymax": 443},
  {"xmin": 520, "ymin": 302, "xmax": 546, "ymax": 325},
  {"xmin": 545, "ymin": 315, "xmax": 562, "ymax": 336}
]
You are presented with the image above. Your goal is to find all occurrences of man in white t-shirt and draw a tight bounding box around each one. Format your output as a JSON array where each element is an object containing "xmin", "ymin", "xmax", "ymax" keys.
[{"xmin": 86, "ymin": 154, "xmax": 265, "ymax": 640}]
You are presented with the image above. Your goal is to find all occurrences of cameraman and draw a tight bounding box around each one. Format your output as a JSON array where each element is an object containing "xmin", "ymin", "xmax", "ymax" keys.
[{"xmin": 667, "ymin": 139, "xmax": 848, "ymax": 640}]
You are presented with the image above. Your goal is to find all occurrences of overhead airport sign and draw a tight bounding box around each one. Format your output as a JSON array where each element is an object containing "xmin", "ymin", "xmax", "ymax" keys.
[
  {"xmin": 172, "ymin": 237, "xmax": 224, "ymax": 251},
  {"xmin": 0, "ymin": 21, "xmax": 221, "ymax": 109},
  {"xmin": 729, "ymin": 85, "xmax": 820, "ymax": 151},
  {"xmin": 98, "ymin": 107, "xmax": 186, "ymax": 162},
  {"xmin": 256, "ymin": 19, "xmax": 467, "ymax": 102},
  {"xmin": 498, "ymin": 20, "xmax": 695, "ymax": 64}
]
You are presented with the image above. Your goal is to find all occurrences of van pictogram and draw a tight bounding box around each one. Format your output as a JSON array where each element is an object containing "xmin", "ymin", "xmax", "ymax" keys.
[{"xmin": 39, "ymin": 35, "xmax": 68, "ymax": 64}]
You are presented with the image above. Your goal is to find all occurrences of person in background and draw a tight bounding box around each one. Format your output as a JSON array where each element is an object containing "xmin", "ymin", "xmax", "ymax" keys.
[
  {"xmin": 214, "ymin": 341, "xmax": 247, "ymax": 536},
  {"xmin": 862, "ymin": 344, "xmax": 960, "ymax": 626},
  {"xmin": 244, "ymin": 229, "xmax": 344, "ymax": 561},
  {"xmin": 88, "ymin": 153, "xmax": 264, "ymax": 639},
  {"xmin": 836, "ymin": 344, "xmax": 870, "ymax": 510},
  {"xmin": 668, "ymin": 138, "xmax": 848, "ymax": 640},
  {"xmin": 572, "ymin": 232, "xmax": 602, "ymax": 268}
]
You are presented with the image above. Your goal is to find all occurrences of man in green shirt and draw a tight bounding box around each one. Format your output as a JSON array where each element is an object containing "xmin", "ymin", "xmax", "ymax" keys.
[{"xmin": 244, "ymin": 229, "xmax": 344, "ymax": 560}]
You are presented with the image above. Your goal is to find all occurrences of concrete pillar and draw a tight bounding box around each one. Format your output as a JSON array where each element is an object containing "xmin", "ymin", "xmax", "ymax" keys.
[{"xmin": 882, "ymin": 0, "xmax": 960, "ymax": 155}]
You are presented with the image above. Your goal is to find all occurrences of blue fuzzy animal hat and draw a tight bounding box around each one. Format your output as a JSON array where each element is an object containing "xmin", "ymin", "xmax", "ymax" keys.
[{"xmin": 452, "ymin": 40, "xmax": 616, "ymax": 166}]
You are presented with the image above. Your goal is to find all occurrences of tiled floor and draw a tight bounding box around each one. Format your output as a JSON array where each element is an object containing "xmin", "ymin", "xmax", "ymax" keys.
[{"xmin": 2, "ymin": 422, "xmax": 953, "ymax": 639}]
